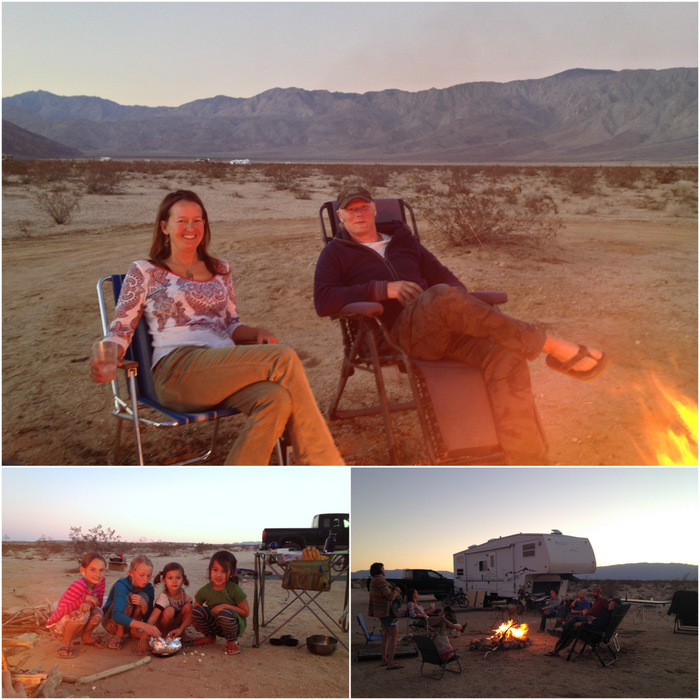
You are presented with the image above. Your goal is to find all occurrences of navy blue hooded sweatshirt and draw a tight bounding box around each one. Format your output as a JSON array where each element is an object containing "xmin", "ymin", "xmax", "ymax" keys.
[{"xmin": 314, "ymin": 220, "xmax": 466, "ymax": 331}]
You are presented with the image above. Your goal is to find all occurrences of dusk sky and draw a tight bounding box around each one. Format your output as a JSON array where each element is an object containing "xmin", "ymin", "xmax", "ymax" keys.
[
  {"xmin": 351, "ymin": 467, "xmax": 698, "ymax": 571},
  {"xmin": 1, "ymin": 467, "xmax": 349, "ymax": 543},
  {"xmin": 2, "ymin": 2, "xmax": 697, "ymax": 107}
]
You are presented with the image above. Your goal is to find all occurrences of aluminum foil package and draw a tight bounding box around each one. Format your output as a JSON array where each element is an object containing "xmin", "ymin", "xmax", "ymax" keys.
[{"xmin": 149, "ymin": 636, "xmax": 182, "ymax": 656}]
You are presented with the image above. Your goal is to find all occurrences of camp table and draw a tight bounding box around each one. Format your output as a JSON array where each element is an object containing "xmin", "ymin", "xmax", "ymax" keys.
[{"xmin": 252, "ymin": 550, "xmax": 349, "ymax": 649}]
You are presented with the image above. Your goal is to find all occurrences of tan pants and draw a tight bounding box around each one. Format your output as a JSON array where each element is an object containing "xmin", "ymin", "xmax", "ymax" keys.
[{"xmin": 153, "ymin": 344, "xmax": 344, "ymax": 466}]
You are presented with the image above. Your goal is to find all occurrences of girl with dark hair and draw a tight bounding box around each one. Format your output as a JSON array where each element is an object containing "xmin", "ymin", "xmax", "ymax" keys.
[
  {"xmin": 90, "ymin": 190, "xmax": 343, "ymax": 465},
  {"xmin": 137, "ymin": 562, "xmax": 194, "ymax": 652},
  {"xmin": 192, "ymin": 551, "xmax": 248, "ymax": 655}
]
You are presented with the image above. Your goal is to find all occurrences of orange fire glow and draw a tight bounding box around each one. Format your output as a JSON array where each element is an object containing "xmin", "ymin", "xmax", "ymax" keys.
[
  {"xmin": 647, "ymin": 377, "xmax": 698, "ymax": 466},
  {"xmin": 491, "ymin": 620, "xmax": 529, "ymax": 640}
]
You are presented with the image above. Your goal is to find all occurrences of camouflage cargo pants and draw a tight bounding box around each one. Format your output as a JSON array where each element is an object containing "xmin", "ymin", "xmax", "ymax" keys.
[{"xmin": 390, "ymin": 284, "xmax": 549, "ymax": 465}]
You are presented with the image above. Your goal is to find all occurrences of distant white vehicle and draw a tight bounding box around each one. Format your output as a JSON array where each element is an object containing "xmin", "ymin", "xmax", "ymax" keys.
[
  {"xmin": 99, "ymin": 156, "xmax": 111, "ymax": 161},
  {"xmin": 453, "ymin": 531, "xmax": 596, "ymax": 602},
  {"xmin": 229, "ymin": 159, "xmax": 251, "ymax": 165}
]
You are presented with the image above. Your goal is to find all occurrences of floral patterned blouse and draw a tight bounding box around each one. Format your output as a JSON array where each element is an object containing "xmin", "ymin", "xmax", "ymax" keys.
[{"xmin": 104, "ymin": 259, "xmax": 242, "ymax": 368}]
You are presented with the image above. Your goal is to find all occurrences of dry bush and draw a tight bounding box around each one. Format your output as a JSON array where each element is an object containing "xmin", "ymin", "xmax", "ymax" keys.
[
  {"xmin": 554, "ymin": 165, "xmax": 600, "ymax": 195},
  {"xmin": 78, "ymin": 161, "xmax": 125, "ymax": 194},
  {"xmin": 34, "ymin": 188, "xmax": 82, "ymax": 224},
  {"xmin": 69, "ymin": 524, "xmax": 121, "ymax": 558},
  {"xmin": 420, "ymin": 190, "xmax": 562, "ymax": 249},
  {"xmin": 601, "ymin": 165, "xmax": 643, "ymax": 189}
]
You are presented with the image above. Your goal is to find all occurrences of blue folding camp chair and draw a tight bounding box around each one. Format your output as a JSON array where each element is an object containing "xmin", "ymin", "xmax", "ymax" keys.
[
  {"xmin": 318, "ymin": 198, "xmax": 506, "ymax": 465},
  {"xmin": 357, "ymin": 612, "xmax": 383, "ymax": 650},
  {"xmin": 97, "ymin": 274, "xmax": 288, "ymax": 465}
]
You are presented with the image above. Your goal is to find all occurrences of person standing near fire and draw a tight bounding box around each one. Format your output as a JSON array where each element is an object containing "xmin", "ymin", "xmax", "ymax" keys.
[{"xmin": 368, "ymin": 563, "xmax": 403, "ymax": 670}]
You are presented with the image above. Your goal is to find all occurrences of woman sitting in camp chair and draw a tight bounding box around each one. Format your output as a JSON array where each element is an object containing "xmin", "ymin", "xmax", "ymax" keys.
[
  {"xmin": 90, "ymin": 189, "xmax": 343, "ymax": 466},
  {"xmin": 407, "ymin": 589, "xmax": 465, "ymax": 635}
]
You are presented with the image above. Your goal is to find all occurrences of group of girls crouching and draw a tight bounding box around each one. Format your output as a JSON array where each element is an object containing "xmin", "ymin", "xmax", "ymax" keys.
[{"xmin": 46, "ymin": 550, "xmax": 248, "ymax": 657}]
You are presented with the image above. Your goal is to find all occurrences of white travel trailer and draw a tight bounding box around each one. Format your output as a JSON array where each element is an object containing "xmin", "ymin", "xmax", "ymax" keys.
[{"xmin": 453, "ymin": 531, "xmax": 596, "ymax": 602}]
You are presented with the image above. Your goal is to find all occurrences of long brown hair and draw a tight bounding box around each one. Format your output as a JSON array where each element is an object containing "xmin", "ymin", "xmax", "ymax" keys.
[{"xmin": 149, "ymin": 190, "xmax": 219, "ymax": 276}]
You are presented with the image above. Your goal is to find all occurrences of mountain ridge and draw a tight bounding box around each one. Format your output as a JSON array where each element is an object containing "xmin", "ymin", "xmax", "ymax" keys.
[{"xmin": 2, "ymin": 68, "xmax": 697, "ymax": 162}]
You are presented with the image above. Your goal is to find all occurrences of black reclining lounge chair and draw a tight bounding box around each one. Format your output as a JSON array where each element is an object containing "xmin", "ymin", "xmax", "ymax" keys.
[
  {"xmin": 567, "ymin": 602, "xmax": 631, "ymax": 667},
  {"xmin": 318, "ymin": 197, "xmax": 507, "ymax": 465}
]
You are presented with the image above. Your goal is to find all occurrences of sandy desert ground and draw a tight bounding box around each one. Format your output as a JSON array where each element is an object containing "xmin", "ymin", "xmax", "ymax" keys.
[
  {"xmin": 349, "ymin": 588, "xmax": 698, "ymax": 698},
  {"xmin": 2, "ymin": 546, "xmax": 349, "ymax": 698},
  {"xmin": 1, "ymin": 162, "xmax": 697, "ymax": 465}
]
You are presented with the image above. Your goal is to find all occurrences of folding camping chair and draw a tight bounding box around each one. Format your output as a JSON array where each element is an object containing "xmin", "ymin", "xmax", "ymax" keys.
[
  {"xmin": 97, "ymin": 274, "xmax": 287, "ymax": 466},
  {"xmin": 357, "ymin": 613, "xmax": 383, "ymax": 650},
  {"xmin": 404, "ymin": 616, "xmax": 439, "ymax": 642},
  {"xmin": 318, "ymin": 197, "xmax": 506, "ymax": 465},
  {"xmin": 668, "ymin": 590, "xmax": 698, "ymax": 634},
  {"xmin": 412, "ymin": 635, "xmax": 462, "ymax": 680},
  {"xmin": 567, "ymin": 602, "xmax": 631, "ymax": 667}
]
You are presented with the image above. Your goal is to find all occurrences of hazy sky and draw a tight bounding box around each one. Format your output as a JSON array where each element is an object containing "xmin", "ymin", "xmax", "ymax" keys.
[
  {"xmin": 2, "ymin": 2, "xmax": 697, "ymax": 107},
  {"xmin": 1, "ymin": 467, "xmax": 349, "ymax": 542},
  {"xmin": 351, "ymin": 467, "xmax": 698, "ymax": 571}
]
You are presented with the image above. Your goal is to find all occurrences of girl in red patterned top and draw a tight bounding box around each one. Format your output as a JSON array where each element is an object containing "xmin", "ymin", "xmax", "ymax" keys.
[{"xmin": 46, "ymin": 552, "xmax": 107, "ymax": 658}]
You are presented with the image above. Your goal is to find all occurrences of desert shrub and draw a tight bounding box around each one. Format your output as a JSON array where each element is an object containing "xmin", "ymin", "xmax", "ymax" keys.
[
  {"xmin": 39, "ymin": 160, "xmax": 75, "ymax": 183},
  {"xmin": 601, "ymin": 165, "xmax": 642, "ymax": 189},
  {"xmin": 670, "ymin": 180, "xmax": 698, "ymax": 211},
  {"xmin": 420, "ymin": 191, "xmax": 561, "ymax": 249},
  {"xmin": 69, "ymin": 524, "xmax": 121, "ymax": 558},
  {"xmin": 35, "ymin": 188, "xmax": 82, "ymax": 224},
  {"xmin": 194, "ymin": 542, "xmax": 212, "ymax": 553},
  {"xmin": 36, "ymin": 535, "xmax": 64, "ymax": 560},
  {"xmin": 556, "ymin": 166, "xmax": 599, "ymax": 195},
  {"xmin": 80, "ymin": 162, "xmax": 124, "ymax": 194},
  {"xmin": 260, "ymin": 163, "xmax": 306, "ymax": 191},
  {"xmin": 151, "ymin": 541, "xmax": 176, "ymax": 557}
]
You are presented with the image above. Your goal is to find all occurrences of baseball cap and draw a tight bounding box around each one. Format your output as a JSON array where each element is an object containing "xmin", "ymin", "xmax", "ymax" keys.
[{"xmin": 336, "ymin": 185, "xmax": 373, "ymax": 209}]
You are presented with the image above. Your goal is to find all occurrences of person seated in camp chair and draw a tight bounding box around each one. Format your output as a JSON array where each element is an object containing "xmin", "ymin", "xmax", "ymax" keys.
[
  {"xmin": 539, "ymin": 589, "xmax": 562, "ymax": 632},
  {"xmin": 554, "ymin": 586, "xmax": 607, "ymax": 633},
  {"xmin": 406, "ymin": 589, "xmax": 466, "ymax": 635},
  {"xmin": 313, "ymin": 185, "xmax": 609, "ymax": 465},
  {"xmin": 90, "ymin": 189, "xmax": 343, "ymax": 466},
  {"xmin": 558, "ymin": 588, "xmax": 592, "ymax": 626},
  {"xmin": 546, "ymin": 598, "xmax": 621, "ymax": 657}
]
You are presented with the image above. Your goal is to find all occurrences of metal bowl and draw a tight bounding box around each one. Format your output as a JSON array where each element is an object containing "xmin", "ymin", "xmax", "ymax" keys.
[
  {"xmin": 305, "ymin": 635, "xmax": 338, "ymax": 656},
  {"xmin": 149, "ymin": 636, "xmax": 182, "ymax": 656}
]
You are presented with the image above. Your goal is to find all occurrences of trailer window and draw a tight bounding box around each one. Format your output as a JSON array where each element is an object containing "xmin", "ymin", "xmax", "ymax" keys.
[
  {"xmin": 522, "ymin": 543, "xmax": 536, "ymax": 557},
  {"xmin": 479, "ymin": 559, "xmax": 489, "ymax": 571}
]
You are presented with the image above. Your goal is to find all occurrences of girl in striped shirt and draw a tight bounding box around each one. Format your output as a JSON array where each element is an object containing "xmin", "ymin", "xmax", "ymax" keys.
[{"xmin": 46, "ymin": 552, "xmax": 107, "ymax": 658}]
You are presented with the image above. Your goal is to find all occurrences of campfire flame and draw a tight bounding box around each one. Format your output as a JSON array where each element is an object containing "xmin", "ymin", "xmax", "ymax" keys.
[
  {"xmin": 490, "ymin": 620, "xmax": 529, "ymax": 641},
  {"xmin": 644, "ymin": 377, "xmax": 698, "ymax": 466}
]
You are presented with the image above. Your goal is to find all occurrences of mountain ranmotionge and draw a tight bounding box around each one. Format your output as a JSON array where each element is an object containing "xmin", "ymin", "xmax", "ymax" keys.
[{"xmin": 2, "ymin": 68, "xmax": 697, "ymax": 162}]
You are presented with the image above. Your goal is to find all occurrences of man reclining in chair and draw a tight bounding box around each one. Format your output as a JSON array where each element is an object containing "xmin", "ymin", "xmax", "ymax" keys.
[{"xmin": 313, "ymin": 185, "xmax": 609, "ymax": 465}]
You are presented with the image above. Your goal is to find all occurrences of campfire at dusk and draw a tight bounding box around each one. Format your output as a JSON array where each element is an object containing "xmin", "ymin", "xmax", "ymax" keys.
[
  {"xmin": 470, "ymin": 620, "xmax": 531, "ymax": 654},
  {"xmin": 638, "ymin": 376, "xmax": 698, "ymax": 466}
]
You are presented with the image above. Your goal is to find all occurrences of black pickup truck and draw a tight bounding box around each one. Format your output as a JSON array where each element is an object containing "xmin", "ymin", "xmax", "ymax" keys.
[
  {"xmin": 261, "ymin": 513, "xmax": 349, "ymax": 552},
  {"xmin": 369, "ymin": 569, "xmax": 454, "ymax": 600}
]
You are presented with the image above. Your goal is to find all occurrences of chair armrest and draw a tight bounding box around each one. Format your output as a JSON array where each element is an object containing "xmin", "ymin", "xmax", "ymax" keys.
[
  {"xmin": 471, "ymin": 290, "xmax": 508, "ymax": 306},
  {"xmin": 118, "ymin": 359, "xmax": 139, "ymax": 372},
  {"xmin": 337, "ymin": 302, "xmax": 384, "ymax": 317}
]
